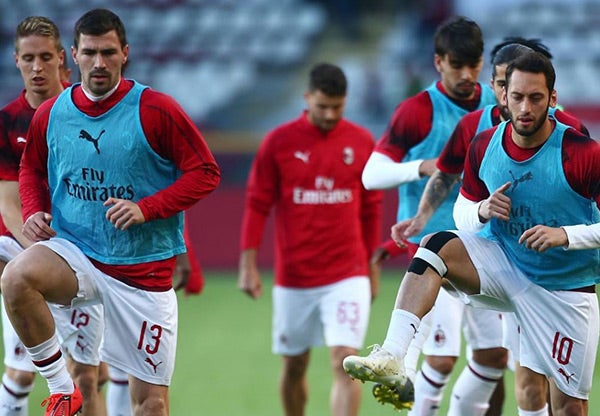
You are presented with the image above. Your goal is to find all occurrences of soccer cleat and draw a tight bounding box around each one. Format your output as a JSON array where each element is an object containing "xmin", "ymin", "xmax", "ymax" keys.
[
  {"xmin": 372, "ymin": 378, "xmax": 415, "ymax": 411},
  {"xmin": 342, "ymin": 344, "xmax": 407, "ymax": 387},
  {"xmin": 41, "ymin": 384, "xmax": 82, "ymax": 416}
]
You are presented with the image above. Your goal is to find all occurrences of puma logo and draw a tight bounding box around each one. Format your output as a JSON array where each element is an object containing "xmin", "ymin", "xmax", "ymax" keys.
[
  {"xmin": 557, "ymin": 368, "xmax": 575, "ymax": 384},
  {"xmin": 79, "ymin": 129, "xmax": 105, "ymax": 154},
  {"xmin": 16, "ymin": 136, "xmax": 26, "ymax": 143},
  {"xmin": 294, "ymin": 151, "xmax": 310, "ymax": 164},
  {"xmin": 76, "ymin": 335, "xmax": 88, "ymax": 353},
  {"xmin": 508, "ymin": 170, "xmax": 533, "ymax": 192},
  {"xmin": 145, "ymin": 357, "xmax": 163, "ymax": 373}
]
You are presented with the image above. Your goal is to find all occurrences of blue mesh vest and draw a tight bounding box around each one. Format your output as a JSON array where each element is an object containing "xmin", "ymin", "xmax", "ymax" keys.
[
  {"xmin": 479, "ymin": 120, "xmax": 600, "ymax": 290},
  {"xmin": 475, "ymin": 104, "xmax": 496, "ymax": 132},
  {"xmin": 398, "ymin": 82, "xmax": 496, "ymax": 244},
  {"xmin": 46, "ymin": 82, "xmax": 185, "ymax": 264}
]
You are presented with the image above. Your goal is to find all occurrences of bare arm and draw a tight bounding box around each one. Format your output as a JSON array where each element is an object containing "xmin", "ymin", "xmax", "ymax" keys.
[
  {"xmin": 0, "ymin": 180, "xmax": 33, "ymax": 248},
  {"xmin": 392, "ymin": 170, "xmax": 461, "ymax": 239}
]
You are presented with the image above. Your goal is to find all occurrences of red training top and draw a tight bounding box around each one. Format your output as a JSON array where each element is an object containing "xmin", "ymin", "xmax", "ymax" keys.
[{"xmin": 241, "ymin": 112, "xmax": 382, "ymax": 288}]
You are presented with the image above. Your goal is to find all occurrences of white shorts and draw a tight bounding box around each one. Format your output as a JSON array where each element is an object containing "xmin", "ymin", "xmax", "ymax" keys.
[
  {"xmin": 51, "ymin": 303, "xmax": 104, "ymax": 366},
  {"xmin": 272, "ymin": 276, "xmax": 371, "ymax": 356},
  {"xmin": 1, "ymin": 237, "xmax": 36, "ymax": 371},
  {"xmin": 502, "ymin": 311, "xmax": 520, "ymax": 368},
  {"xmin": 455, "ymin": 230, "xmax": 599, "ymax": 399},
  {"xmin": 0, "ymin": 236, "xmax": 22, "ymax": 263},
  {"xmin": 422, "ymin": 287, "xmax": 504, "ymax": 357},
  {"xmin": 38, "ymin": 238, "xmax": 178, "ymax": 386}
]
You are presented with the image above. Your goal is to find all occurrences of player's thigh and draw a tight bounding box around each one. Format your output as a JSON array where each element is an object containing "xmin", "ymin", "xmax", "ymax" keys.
[
  {"xmin": 321, "ymin": 277, "xmax": 371, "ymax": 350},
  {"xmin": 3, "ymin": 243, "xmax": 79, "ymax": 304},
  {"xmin": 424, "ymin": 232, "xmax": 481, "ymax": 294},
  {"xmin": 423, "ymin": 288, "xmax": 465, "ymax": 357}
]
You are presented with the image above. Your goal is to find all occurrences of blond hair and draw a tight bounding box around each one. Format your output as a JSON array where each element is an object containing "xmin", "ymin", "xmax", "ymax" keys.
[{"xmin": 15, "ymin": 16, "xmax": 62, "ymax": 53}]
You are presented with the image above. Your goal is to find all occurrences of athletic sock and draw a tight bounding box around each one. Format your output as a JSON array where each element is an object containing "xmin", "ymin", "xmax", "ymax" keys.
[
  {"xmin": 405, "ymin": 309, "xmax": 433, "ymax": 381},
  {"xmin": 26, "ymin": 335, "xmax": 73, "ymax": 394},
  {"xmin": 408, "ymin": 361, "xmax": 449, "ymax": 416},
  {"xmin": 382, "ymin": 309, "xmax": 420, "ymax": 361},
  {"xmin": 518, "ymin": 404, "xmax": 549, "ymax": 416},
  {"xmin": 106, "ymin": 366, "xmax": 131, "ymax": 416},
  {"xmin": 0, "ymin": 373, "xmax": 33, "ymax": 416},
  {"xmin": 448, "ymin": 360, "xmax": 504, "ymax": 416}
]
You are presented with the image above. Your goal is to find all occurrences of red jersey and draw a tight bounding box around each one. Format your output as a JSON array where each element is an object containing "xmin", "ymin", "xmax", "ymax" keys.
[
  {"xmin": 462, "ymin": 123, "xmax": 600, "ymax": 207},
  {"xmin": 0, "ymin": 91, "xmax": 35, "ymax": 237},
  {"xmin": 374, "ymin": 81, "xmax": 485, "ymax": 161},
  {"xmin": 241, "ymin": 112, "xmax": 383, "ymax": 288},
  {"xmin": 20, "ymin": 79, "xmax": 220, "ymax": 290},
  {"xmin": 438, "ymin": 105, "xmax": 589, "ymax": 175}
]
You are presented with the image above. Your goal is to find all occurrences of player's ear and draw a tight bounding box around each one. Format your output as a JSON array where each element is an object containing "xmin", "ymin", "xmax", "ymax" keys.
[
  {"xmin": 549, "ymin": 90, "xmax": 557, "ymax": 108},
  {"xmin": 433, "ymin": 54, "xmax": 443, "ymax": 73}
]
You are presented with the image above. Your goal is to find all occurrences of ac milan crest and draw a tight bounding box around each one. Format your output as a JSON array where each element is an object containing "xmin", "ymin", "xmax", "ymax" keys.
[
  {"xmin": 433, "ymin": 327, "xmax": 446, "ymax": 347},
  {"xmin": 342, "ymin": 147, "xmax": 354, "ymax": 165}
]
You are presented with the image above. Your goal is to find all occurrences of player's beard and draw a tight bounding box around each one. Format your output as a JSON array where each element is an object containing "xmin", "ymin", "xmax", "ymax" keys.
[
  {"xmin": 498, "ymin": 104, "xmax": 511, "ymax": 121},
  {"xmin": 510, "ymin": 107, "xmax": 548, "ymax": 137},
  {"xmin": 452, "ymin": 82, "xmax": 476, "ymax": 99}
]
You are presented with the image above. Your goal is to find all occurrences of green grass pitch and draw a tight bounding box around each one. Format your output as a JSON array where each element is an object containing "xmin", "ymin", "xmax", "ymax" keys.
[{"xmin": 1, "ymin": 271, "xmax": 599, "ymax": 415}]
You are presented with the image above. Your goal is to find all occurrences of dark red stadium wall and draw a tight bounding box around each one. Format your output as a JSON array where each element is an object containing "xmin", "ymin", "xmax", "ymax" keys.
[{"xmin": 187, "ymin": 186, "xmax": 408, "ymax": 270}]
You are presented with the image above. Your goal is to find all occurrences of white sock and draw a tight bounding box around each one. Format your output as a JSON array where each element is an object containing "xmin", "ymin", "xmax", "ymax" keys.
[
  {"xmin": 405, "ymin": 309, "xmax": 433, "ymax": 381},
  {"xmin": 26, "ymin": 335, "xmax": 73, "ymax": 394},
  {"xmin": 382, "ymin": 309, "xmax": 420, "ymax": 360},
  {"xmin": 448, "ymin": 360, "xmax": 504, "ymax": 416},
  {"xmin": 408, "ymin": 361, "xmax": 449, "ymax": 416},
  {"xmin": 106, "ymin": 366, "xmax": 131, "ymax": 416},
  {"xmin": 518, "ymin": 404, "xmax": 549, "ymax": 416},
  {"xmin": 0, "ymin": 373, "xmax": 33, "ymax": 416}
]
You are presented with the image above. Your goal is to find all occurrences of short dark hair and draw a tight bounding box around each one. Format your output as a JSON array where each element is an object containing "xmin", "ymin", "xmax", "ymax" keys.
[
  {"xmin": 491, "ymin": 44, "xmax": 533, "ymax": 78},
  {"xmin": 308, "ymin": 63, "xmax": 347, "ymax": 97},
  {"xmin": 434, "ymin": 16, "xmax": 483, "ymax": 65},
  {"xmin": 490, "ymin": 37, "xmax": 552, "ymax": 62},
  {"xmin": 74, "ymin": 8, "xmax": 127, "ymax": 49},
  {"xmin": 15, "ymin": 16, "xmax": 62, "ymax": 53},
  {"xmin": 506, "ymin": 51, "xmax": 556, "ymax": 93}
]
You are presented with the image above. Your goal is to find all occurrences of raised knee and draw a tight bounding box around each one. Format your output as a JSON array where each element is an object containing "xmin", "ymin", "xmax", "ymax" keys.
[
  {"xmin": 1, "ymin": 259, "xmax": 32, "ymax": 304},
  {"xmin": 408, "ymin": 231, "xmax": 458, "ymax": 277}
]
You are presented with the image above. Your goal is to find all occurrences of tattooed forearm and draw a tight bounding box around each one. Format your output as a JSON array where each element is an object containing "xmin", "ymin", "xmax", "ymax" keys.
[{"xmin": 423, "ymin": 171, "xmax": 461, "ymax": 211}]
